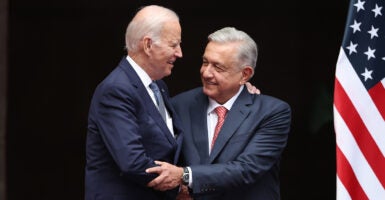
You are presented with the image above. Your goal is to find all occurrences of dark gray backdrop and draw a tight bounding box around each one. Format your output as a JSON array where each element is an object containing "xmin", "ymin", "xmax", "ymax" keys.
[{"xmin": 6, "ymin": 0, "xmax": 348, "ymax": 199}]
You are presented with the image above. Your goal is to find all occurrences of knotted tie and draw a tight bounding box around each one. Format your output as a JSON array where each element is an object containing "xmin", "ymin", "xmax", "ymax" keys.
[
  {"xmin": 149, "ymin": 82, "xmax": 167, "ymax": 122},
  {"xmin": 211, "ymin": 106, "xmax": 227, "ymax": 150}
]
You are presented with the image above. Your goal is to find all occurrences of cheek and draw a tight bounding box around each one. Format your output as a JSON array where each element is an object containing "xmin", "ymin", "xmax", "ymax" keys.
[
  {"xmin": 200, "ymin": 66, "xmax": 207, "ymax": 75},
  {"xmin": 202, "ymin": 86, "xmax": 216, "ymax": 98},
  {"xmin": 154, "ymin": 47, "xmax": 170, "ymax": 59},
  {"xmin": 201, "ymin": 70, "xmax": 209, "ymax": 78},
  {"xmin": 227, "ymin": 73, "xmax": 242, "ymax": 82}
]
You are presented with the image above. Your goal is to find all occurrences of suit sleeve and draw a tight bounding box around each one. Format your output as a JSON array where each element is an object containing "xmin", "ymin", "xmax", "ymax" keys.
[{"xmin": 93, "ymin": 83, "xmax": 158, "ymax": 185}]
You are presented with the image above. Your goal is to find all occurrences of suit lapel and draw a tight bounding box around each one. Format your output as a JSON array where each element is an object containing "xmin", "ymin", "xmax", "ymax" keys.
[
  {"xmin": 118, "ymin": 58, "xmax": 176, "ymax": 145},
  {"xmin": 209, "ymin": 88, "xmax": 252, "ymax": 162},
  {"xmin": 154, "ymin": 80, "xmax": 182, "ymax": 145},
  {"xmin": 190, "ymin": 94, "xmax": 211, "ymax": 163}
]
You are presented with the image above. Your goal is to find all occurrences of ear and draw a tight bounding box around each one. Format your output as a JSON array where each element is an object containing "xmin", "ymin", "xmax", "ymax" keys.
[
  {"xmin": 143, "ymin": 36, "xmax": 152, "ymax": 55},
  {"xmin": 240, "ymin": 66, "xmax": 254, "ymax": 84}
]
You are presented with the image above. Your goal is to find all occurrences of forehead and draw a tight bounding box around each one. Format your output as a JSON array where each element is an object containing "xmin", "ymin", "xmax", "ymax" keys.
[
  {"xmin": 204, "ymin": 42, "xmax": 238, "ymax": 61},
  {"xmin": 160, "ymin": 21, "xmax": 181, "ymax": 41}
]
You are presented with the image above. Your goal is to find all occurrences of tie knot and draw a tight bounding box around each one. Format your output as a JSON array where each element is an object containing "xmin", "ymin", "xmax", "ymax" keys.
[
  {"xmin": 215, "ymin": 106, "xmax": 227, "ymax": 119},
  {"xmin": 149, "ymin": 82, "xmax": 159, "ymax": 92}
]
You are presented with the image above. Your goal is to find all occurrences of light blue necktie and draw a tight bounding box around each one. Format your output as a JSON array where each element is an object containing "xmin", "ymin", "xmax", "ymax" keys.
[{"xmin": 149, "ymin": 82, "xmax": 167, "ymax": 122}]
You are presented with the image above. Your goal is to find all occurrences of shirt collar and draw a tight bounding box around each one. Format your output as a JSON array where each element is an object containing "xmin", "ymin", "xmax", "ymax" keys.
[
  {"xmin": 207, "ymin": 85, "xmax": 244, "ymax": 114},
  {"xmin": 126, "ymin": 55, "xmax": 152, "ymax": 87}
]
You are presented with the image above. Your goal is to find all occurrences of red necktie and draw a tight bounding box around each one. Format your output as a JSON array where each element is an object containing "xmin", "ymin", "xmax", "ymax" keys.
[{"xmin": 211, "ymin": 106, "xmax": 227, "ymax": 150}]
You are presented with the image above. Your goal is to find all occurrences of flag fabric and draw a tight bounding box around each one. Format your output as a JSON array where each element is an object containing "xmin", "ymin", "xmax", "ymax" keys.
[{"xmin": 334, "ymin": 0, "xmax": 385, "ymax": 199}]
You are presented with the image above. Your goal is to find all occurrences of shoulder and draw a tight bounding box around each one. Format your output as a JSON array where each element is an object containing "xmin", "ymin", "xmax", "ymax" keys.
[
  {"xmin": 253, "ymin": 94, "xmax": 291, "ymax": 116},
  {"xmin": 172, "ymin": 87, "xmax": 203, "ymax": 100},
  {"xmin": 259, "ymin": 94, "xmax": 289, "ymax": 105},
  {"xmin": 239, "ymin": 87, "xmax": 290, "ymax": 110},
  {"xmin": 171, "ymin": 87, "xmax": 203, "ymax": 106}
]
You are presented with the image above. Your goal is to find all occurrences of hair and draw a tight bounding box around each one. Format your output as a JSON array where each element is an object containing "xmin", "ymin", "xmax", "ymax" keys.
[
  {"xmin": 125, "ymin": 5, "xmax": 179, "ymax": 52},
  {"xmin": 207, "ymin": 27, "xmax": 258, "ymax": 70}
]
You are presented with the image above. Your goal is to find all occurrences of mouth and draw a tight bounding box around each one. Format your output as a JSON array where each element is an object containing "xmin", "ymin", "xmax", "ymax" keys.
[
  {"xmin": 167, "ymin": 59, "xmax": 176, "ymax": 65},
  {"xmin": 203, "ymin": 79, "xmax": 216, "ymax": 86}
]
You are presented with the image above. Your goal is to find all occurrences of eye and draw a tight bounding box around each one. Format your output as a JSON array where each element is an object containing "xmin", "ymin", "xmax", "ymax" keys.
[
  {"xmin": 214, "ymin": 64, "xmax": 226, "ymax": 72},
  {"xmin": 170, "ymin": 41, "xmax": 181, "ymax": 49}
]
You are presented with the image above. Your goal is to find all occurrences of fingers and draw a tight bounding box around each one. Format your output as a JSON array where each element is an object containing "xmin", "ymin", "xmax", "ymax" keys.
[
  {"xmin": 146, "ymin": 161, "xmax": 183, "ymax": 191},
  {"xmin": 146, "ymin": 161, "xmax": 170, "ymax": 188},
  {"xmin": 154, "ymin": 160, "xmax": 163, "ymax": 165},
  {"xmin": 146, "ymin": 160, "xmax": 166, "ymax": 174},
  {"xmin": 147, "ymin": 175, "xmax": 174, "ymax": 191},
  {"xmin": 245, "ymin": 82, "xmax": 261, "ymax": 94},
  {"xmin": 254, "ymin": 88, "xmax": 261, "ymax": 94},
  {"xmin": 145, "ymin": 166, "xmax": 161, "ymax": 174},
  {"xmin": 147, "ymin": 174, "xmax": 165, "ymax": 187}
]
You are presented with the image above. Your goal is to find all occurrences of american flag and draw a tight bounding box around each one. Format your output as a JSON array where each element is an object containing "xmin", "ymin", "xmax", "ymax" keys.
[{"xmin": 334, "ymin": 0, "xmax": 385, "ymax": 199}]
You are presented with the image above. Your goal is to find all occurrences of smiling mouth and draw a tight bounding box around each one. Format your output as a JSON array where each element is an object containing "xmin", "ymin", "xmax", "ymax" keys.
[
  {"xmin": 203, "ymin": 79, "xmax": 216, "ymax": 85},
  {"xmin": 167, "ymin": 59, "xmax": 176, "ymax": 65}
]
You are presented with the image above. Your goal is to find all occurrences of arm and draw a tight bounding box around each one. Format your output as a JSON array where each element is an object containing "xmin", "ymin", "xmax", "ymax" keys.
[
  {"xmin": 95, "ymin": 83, "xmax": 160, "ymax": 185},
  {"xmin": 146, "ymin": 100, "xmax": 291, "ymax": 193}
]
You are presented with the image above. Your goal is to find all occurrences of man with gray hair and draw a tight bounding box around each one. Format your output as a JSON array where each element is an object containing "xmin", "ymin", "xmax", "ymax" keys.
[
  {"xmin": 146, "ymin": 27, "xmax": 291, "ymax": 200},
  {"xmin": 84, "ymin": 5, "xmax": 184, "ymax": 200}
]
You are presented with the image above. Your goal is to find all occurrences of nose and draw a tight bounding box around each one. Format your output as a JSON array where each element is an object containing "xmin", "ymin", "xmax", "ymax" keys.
[
  {"xmin": 175, "ymin": 46, "xmax": 183, "ymax": 58},
  {"xmin": 201, "ymin": 65, "xmax": 213, "ymax": 78}
]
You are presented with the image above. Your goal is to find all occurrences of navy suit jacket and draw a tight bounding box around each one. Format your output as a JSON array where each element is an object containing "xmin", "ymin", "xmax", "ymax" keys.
[
  {"xmin": 171, "ymin": 87, "xmax": 291, "ymax": 200},
  {"xmin": 85, "ymin": 58, "xmax": 184, "ymax": 200}
]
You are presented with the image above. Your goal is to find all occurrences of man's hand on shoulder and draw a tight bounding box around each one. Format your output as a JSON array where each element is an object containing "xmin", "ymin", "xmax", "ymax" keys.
[{"xmin": 245, "ymin": 82, "xmax": 261, "ymax": 94}]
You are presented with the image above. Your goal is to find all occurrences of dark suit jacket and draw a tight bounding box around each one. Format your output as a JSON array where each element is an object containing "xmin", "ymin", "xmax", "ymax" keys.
[
  {"xmin": 85, "ymin": 58, "xmax": 184, "ymax": 200},
  {"xmin": 171, "ymin": 87, "xmax": 291, "ymax": 200}
]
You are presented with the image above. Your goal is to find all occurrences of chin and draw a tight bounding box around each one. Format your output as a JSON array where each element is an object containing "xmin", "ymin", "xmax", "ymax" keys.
[
  {"xmin": 202, "ymin": 87, "xmax": 214, "ymax": 97},
  {"xmin": 164, "ymin": 70, "xmax": 172, "ymax": 77}
]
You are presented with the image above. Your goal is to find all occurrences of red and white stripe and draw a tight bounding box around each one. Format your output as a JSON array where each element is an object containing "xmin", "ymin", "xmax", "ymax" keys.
[{"xmin": 334, "ymin": 47, "xmax": 385, "ymax": 200}]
